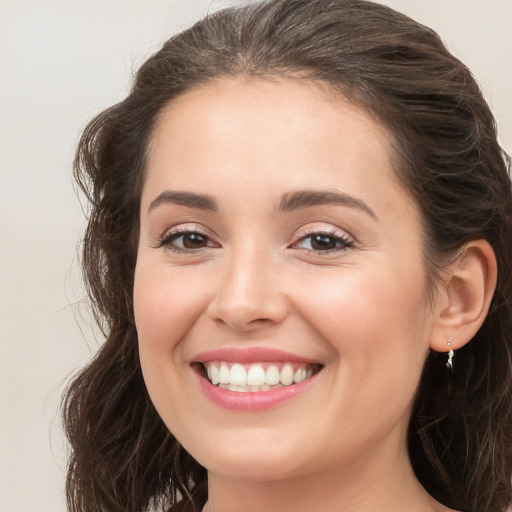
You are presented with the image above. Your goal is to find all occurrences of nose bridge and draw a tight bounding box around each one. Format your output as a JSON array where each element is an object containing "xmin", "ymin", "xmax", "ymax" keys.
[{"xmin": 208, "ymin": 238, "xmax": 287, "ymax": 330}]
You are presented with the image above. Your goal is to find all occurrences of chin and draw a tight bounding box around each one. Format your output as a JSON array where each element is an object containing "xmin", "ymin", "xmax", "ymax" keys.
[
  {"xmin": 203, "ymin": 455, "xmax": 303, "ymax": 482},
  {"xmin": 185, "ymin": 429, "xmax": 311, "ymax": 481}
]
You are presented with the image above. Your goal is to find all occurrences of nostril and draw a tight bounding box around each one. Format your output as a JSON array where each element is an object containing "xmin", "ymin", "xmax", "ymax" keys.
[
  {"xmin": 206, "ymin": 279, "xmax": 289, "ymax": 331},
  {"xmin": 247, "ymin": 318, "xmax": 275, "ymax": 326},
  {"xmin": 213, "ymin": 316, "xmax": 279, "ymax": 332}
]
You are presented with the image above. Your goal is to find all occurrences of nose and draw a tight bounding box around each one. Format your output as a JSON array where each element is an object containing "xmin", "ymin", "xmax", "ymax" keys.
[{"xmin": 206, "ymin": 247, "xmax": 288, "ymax": 332}]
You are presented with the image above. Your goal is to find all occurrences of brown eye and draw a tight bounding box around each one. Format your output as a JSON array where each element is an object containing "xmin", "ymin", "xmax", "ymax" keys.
[
  {"xmin": 294, "ymin": 231, "xmax": 353, "ymax": 253},
  {"xmin": 181, "ymin": 232, "xmax": 208, "ymax": 249},
  {"xmin": 160, "ymin": 230, "xmax": 217, "ymax": 252},
  {"xmin": 309, "ymin": 234, "xmax": 338, "ymax": 251}
]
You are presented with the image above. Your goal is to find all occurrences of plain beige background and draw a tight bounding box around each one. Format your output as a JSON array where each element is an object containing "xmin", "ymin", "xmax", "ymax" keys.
[{"xmin": 0, "ymin": 1, "xmax": 510, "ymax": 510}]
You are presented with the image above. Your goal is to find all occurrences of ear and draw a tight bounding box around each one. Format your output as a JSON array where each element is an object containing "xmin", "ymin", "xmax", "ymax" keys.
[{"xmin": 429, "ymin": 239, "xmax": 497, "ymax": 352}]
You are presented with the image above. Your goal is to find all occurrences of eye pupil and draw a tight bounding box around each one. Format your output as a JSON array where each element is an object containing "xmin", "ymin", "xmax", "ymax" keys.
[
  {"xmin": 311, "ymin": 234, "xmax": 336, "ymax": 250},
  {"xmin": 183, "ymin": 233, "xmax": 207, "ymax": 248}
]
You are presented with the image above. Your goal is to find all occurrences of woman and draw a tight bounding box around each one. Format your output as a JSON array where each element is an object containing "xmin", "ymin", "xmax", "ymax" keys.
[{"xmin": 62, "ymin": 1, "xmax": 512, "ymax": 511}]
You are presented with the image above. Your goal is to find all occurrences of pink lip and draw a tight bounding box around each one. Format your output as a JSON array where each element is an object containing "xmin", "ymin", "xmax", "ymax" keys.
[
  {"xmin": 191, "ymin": 347, "xmax": 322, "ymax": 411},
  {"xmin": 195, "ymin": 368, "xmax": 319, "ymax": 412},
  {"xmin": 192, "ymin": 347, "xmax": 317, "ymax": 364}
]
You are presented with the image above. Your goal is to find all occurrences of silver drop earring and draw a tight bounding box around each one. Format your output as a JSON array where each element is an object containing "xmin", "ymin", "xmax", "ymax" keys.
[{"xmin": 446, "ymin": 340, "xmax": 454, "ymax": 371}]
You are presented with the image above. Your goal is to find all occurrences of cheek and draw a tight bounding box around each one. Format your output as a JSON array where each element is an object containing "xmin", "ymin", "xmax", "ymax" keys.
[
  {"xmin": 295, "ymin": 259, "xmax": 430, "ymax": 375},
  {"xmin": 133, "ymin": 261, "xmax": 217, "ymax": 416},
  {"xmin": 297, "ymin": 266, "xmax": 430, "ymax": 438},
  {"xmin": 133, "ymin": 264, "xmax": 208, "ymax": 354},
  {"xmin": 133, "ymin": 266, "xmax": 175, "ymax": 406},
  {"xmin": 133, "ymin": 263, "xmax": 209, "ymax": 430}
]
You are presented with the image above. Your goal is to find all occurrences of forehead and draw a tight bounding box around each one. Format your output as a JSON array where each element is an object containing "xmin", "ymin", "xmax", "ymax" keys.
[
  {"xmin": 143, "ymin": 77, "xmax": 408, "ymax": 215},
  {"xmin": 151, "ymin": 77, "xmax": 392, "ymax": 153}
]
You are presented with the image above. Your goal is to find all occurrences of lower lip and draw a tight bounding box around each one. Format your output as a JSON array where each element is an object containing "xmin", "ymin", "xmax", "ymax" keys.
[{"xmin": 196, "ymin": 369, "xmax": 319, "ymax": 412}]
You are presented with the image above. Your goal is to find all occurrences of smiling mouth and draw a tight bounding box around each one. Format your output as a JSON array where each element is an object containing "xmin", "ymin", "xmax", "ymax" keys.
[{"xmin": 200, "ymin": 361, "xmax": 322, "ymax": 393}]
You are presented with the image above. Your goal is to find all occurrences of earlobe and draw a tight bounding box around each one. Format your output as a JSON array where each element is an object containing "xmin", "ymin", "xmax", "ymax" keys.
[{"xmin": 430, "ymin": 240, "xmax": 497, "ymax": 352}]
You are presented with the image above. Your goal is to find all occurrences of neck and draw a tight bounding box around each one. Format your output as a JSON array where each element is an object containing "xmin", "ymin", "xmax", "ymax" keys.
[{"xmin": 206, "ymin": 433, "xmax": 448, "ymax": 512}]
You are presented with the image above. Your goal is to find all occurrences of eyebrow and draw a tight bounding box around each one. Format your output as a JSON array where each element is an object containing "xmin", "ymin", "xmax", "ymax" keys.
[
  {"xmin": 148, "ymin": 190, "xmax": 218, "ymax": 213},
  {"xmin": 278, "ymin": 190, "xmax": 377, "ymax": 219},
  {"xmin": 148, "ymin": 188, "xmax": 377, "ymax": 219}
]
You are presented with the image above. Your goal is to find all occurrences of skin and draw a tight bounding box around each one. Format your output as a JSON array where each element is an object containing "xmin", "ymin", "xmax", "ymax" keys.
[{"xmin": 134, "ymin": 78, "xmax": 461, "ymax": 512}]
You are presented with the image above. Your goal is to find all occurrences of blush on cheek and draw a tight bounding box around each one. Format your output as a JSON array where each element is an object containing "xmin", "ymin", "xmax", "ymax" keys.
[{"xmin": 134, "ymin": 263, "xmax": 211, "ymax": 360}]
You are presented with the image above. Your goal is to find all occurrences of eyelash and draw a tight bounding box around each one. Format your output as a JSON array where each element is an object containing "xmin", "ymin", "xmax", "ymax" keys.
[
  {"xmin": 156, "ymin": 226, "xmax": 354, "ymax": 254},
  {"xmin": 292, "ymin": 228, "xmax": 354, "ymax": 254},
  {"xmin": 157, "ymin": 225, "xmax": 216, "ymax": 253}
]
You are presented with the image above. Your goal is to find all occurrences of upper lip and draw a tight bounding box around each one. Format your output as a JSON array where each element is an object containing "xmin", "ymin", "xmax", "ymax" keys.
[{"xmin": 192, "ymin": 347, "xmax": 320, "ymax": 365}]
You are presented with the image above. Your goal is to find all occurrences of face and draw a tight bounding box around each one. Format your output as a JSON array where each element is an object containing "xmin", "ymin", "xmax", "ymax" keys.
[{"xmin": 134, "ymin": 78, "xmax": 437, "ymax": 482}]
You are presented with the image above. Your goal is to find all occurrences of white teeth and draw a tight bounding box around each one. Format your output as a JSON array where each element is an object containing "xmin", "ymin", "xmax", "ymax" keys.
[
  {"xmin": 228, "ymin": 384, "xmax": 250, "ymax": 392},
  {"xmin": 247, "ymin": 365, "xmax": 266, "ymax": 386},
  {"xmin": 295, "ymin": 368, "xmax": 309, "ymax": 383},
  {"xmin": 210, "ymin": 364, "xmax": 220, "ymax": 385},
  {"xmin": 280, "ymin": 364, "xmax": 294, "ymax": 386},
  {"xmin": 230, "ymin": 364, "xmax": 247, "ymax": 386},
  {"xmin": 203, "ymin": 361, "xmax": 319, "ymax": 392},
  {"xmin": 219, "ymin": 364, "xmax": 230, "ymax": 384},
  {"xmin": 265, "ymin": 365, "xmax": 280, "ymax": 386}
]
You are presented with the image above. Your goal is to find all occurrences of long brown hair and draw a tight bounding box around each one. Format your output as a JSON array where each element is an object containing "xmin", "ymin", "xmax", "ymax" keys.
[{"xmin": 63, "ymin": 1, "xmax": 512, "ymax": 510}]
